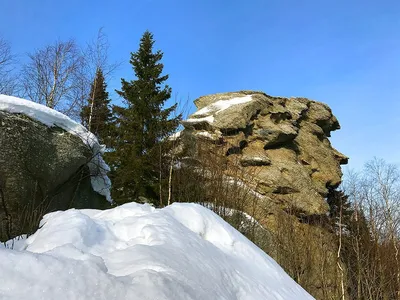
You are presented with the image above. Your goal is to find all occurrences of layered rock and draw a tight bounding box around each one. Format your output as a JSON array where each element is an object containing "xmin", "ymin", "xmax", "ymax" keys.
[
  {"xmin": 181, "ymin": 90, "xmax": 348, "ymax": 216},
  {"xmin": 176, "ymin": 91, "xmax": 348, "ymax": 299}
]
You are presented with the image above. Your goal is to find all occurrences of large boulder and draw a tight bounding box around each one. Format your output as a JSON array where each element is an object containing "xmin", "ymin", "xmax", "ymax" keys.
[
  {"xmin": 177, "ymin": 91, "xmax": 348, "ymax": 299},
  {"xmin": 181, "ymin": 91, "xmax": 348, "ymax": 215},
  {"xmin": 0, "ymin": 98, "xmax": 110, "ymax": 241}
]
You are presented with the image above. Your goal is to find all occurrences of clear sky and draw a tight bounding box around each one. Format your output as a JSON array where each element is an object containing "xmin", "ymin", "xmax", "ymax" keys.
[{"xmin": 1, "ymin": 0, "xmax": 399, "ymax": 171}]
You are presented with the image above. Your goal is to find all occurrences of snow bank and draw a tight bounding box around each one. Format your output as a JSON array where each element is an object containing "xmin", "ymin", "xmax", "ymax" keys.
[
  {"xmin": 200, "ymin": 202, "xmax": 266, "ymax": 234},
  {"xmin": 0, "ymin": 94, "xmax": 111, "ymax": 202},
  {"xmin": 0, "ymin": 203, "xmax": 314, "ymax": 300}
]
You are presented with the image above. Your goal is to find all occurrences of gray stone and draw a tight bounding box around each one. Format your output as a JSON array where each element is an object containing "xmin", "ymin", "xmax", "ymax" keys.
[{"xmin": 0, "ymin": 112, "xmax": 109, "ymax": 241}]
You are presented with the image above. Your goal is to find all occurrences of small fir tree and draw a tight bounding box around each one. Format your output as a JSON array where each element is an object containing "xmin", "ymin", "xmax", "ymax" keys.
[
  {"xmin": 80, "ymin": 68, "xmax": 113, "ymax": 144},
  {"xmin": 327, "ymin": 187, "xmax": 353, "ymax": 228}
]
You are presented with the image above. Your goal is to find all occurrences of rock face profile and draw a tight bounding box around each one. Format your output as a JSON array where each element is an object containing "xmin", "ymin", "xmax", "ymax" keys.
[
  {"xmin": 181, "ymin": 91, "xmax": 348, "ymax": 216},
  {"xmin": 176, "ymin": 91, "xmax": 348, "ymax": 299},
  {"xmin": 0, "ymin": 95, "xmax": 111, "ymax": 241}
]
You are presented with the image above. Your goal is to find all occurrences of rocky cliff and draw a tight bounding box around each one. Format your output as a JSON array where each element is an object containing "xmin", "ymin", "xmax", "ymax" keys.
[
  {"xmin": 175, "ymin": 90, "xmax": 348, "ymax": 299},
  {"xmin": 180, "ymin": 90, "xmax": 347, "ymax": 216}
]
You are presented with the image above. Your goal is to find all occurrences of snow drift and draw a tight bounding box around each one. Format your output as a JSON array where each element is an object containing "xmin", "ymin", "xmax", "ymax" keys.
[{"xmin": 0, "ymin": 203, "xmax": 314, "ymax": 300}]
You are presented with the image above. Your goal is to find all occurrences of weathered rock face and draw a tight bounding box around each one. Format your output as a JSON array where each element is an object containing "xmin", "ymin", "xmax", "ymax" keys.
[
  {"xmin": 181, "ymin": 91, "xmax": 348, "ymax": 216},
  {"xmin": 0, "ymin": 112, "xmax": 109, "ymax": 241},
  {"xmin": 176, "ymin": 91, "xmax": 348, "ymax": 299}
]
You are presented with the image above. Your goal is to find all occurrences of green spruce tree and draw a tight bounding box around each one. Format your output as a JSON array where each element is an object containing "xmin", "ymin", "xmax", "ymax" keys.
[
  {"xmin": 109, "ymin": 31, "xmax": 181, "ymax": 205},
  {"xmin": 80, "ymin": 68, "xmax": 113, "ymax": 144},
  {"xmin": 326, "ymin": 187, "xmax": 353, "ymax": 227}
]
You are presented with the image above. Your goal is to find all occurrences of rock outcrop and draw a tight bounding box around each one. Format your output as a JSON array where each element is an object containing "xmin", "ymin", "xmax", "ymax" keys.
[
  {"xmin": 176, "ymin": 91, "xmax": 348, "ymax": 299},
  {"xmin": 180, "ymin": 91, "xmax": 347, "ymax": 216},
  {"xmin": 0, "ymin": 111, "xmax": 110, "ymax": 241}
]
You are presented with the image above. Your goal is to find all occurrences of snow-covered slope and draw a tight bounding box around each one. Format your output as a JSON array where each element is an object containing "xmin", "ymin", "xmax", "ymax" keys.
[
  {"xmin": 0, "ymin": 94, "xmax": 111, "ymax": 202},
  {"xmin": 0, "ymin": 203, "xmax": 314, "ymax": 300}
]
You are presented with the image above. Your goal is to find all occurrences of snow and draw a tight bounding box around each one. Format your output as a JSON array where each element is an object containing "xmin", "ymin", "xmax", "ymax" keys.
[
  {"xmin": 0, "ymin": 203, "xmax": 314, "ymax": 300},
  {"xmin": 168, "ymin": 130, "xmax": 182, "ymax": 141},
  {"xmin": 195, "ymin": 130, "xmax": 216, "ymax": 139},
  {"xmin": 185, "ymin": 115, "xmax": 215, "ymax": 124},
  {"xmin": 194, "ymin": 95, "xmax": 253, "ymax": 117},
  {"xmin": 200, "ymin": 203, "xmax": 265, "ymax": 231},
  {"xmin": 249, "ymin": 156, "xmax": 267, "ymax": 161},
  {"xmin": 186, "ymin": 95, "xmax": 253, "ymax": 125},
  {"xmin": 0, "ymin": 94, "xmax": 112, "ymax": 202}
]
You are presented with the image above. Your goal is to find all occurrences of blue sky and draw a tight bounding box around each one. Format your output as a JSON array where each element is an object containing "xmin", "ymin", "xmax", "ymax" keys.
[{"xmin": 1, "ymin": 0, "xmax": 399, "ymax": 171}]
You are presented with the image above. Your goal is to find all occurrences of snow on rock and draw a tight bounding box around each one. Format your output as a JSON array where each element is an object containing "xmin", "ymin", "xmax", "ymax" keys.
[
  {"xmin": 195, "ymin": 130, "xmax": 218, "ymax": 140},
  {"xmin": 186, "ymin": 95, "xmax": 253, "ymax": 125},
  {"xmin": 0, "ymin": 94, "xmax": 112, "ymax": 202},
  {"xmin": 168, "ymin": 130, "xmax": 182, "ymax": 141},
  {"xmin": 185, "ymin": 115, "xmax": 215, "ymax": 124},
  {"xmin": 0, "ymin": 203, "xmax": 314, "ymax": 300},
  {"xmin": 194, "ymin": 95, "xmax": 253, "ymax": 116}
]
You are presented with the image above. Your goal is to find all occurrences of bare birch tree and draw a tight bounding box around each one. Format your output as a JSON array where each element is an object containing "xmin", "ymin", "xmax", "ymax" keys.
[
  {"xmin": 343, "ymin": 158, "xmax": 400, "ymax": 299},
  {"xmin": 20, "ymin": 39, "xmax": 85, "ymax": 119},
  {"xmin": 365, "ymin": 158, "xmax": 400, "ymax": 299},
  {"xmin": 82, "ymin": 28, "xmax": 119, "ymax": 130},
  {"xmin": 0, "ymin": 37, "xmax": 17, "ymax": 95}
]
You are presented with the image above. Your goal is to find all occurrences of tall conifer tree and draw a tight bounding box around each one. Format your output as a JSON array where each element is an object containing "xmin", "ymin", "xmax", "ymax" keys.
[
  {"xmin": 109, "ymin": 31, "xmax": 181, "ymax": 204},
  {"xmin": 80, "ymin": 68, "xmax": 112, "ymax": 144}
]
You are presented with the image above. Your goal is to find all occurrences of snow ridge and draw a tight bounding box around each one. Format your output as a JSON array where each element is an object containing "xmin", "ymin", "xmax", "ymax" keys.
[{"xmin": 0, "ymin": 203, "xmax": 314, "ymax": 300}]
